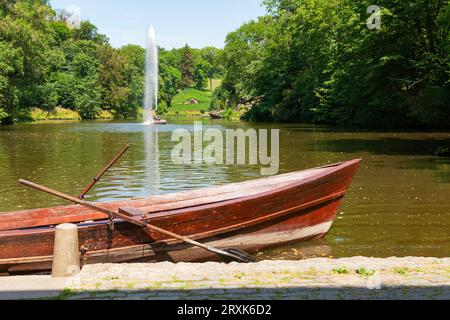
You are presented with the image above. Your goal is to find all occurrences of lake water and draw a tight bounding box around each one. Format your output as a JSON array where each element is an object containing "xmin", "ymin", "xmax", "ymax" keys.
[{"xmin": 0, "ymin": 119, "xmax": 449, "ymax": 259}]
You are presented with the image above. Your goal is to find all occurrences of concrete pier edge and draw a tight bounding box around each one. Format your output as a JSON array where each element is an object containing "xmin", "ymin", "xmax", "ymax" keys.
[{"xmin": 0, "ymin": 257, "xmax": 449, "ymax": 300}]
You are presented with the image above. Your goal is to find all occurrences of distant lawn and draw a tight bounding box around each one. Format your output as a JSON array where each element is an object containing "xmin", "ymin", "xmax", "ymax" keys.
[
  {"xmin": 163, "ymin": 87, "xmax": 212, "ymax": 116},
  {"xmin": 207, "ymin": 79, "xmax": 222, "ymax": 91}
]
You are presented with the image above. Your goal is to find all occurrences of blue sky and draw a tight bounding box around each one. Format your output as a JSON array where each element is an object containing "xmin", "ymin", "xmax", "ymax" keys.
[{"xmin": 50, "ymin": 0, "xmax": 267, "ymax": 49}]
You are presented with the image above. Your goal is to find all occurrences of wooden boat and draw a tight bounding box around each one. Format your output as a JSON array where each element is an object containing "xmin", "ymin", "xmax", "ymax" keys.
[{"xmin": 0, "ymin": 159, "xmax": 361, "ymax": 275}]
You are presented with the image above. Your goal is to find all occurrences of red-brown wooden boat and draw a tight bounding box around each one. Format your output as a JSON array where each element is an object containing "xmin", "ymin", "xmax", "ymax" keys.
[{"xmin": 0, "ymin": 159, "xmax": 361, "ymax": 275}]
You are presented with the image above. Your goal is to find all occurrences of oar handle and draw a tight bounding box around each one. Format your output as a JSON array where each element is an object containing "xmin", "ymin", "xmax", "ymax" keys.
[
  {"xmin": 20, "ymin": 179, "xmax": 89, "ymax": 206},
  {"xmin": 19, "ymin": 179, "xmax": 120, "ymax": 219}
]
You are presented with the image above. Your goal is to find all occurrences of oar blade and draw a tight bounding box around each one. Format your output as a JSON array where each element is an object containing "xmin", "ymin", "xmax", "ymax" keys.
[{"xmin": 222, "ymin": 248, "xmax": 255, "ymax": 263}]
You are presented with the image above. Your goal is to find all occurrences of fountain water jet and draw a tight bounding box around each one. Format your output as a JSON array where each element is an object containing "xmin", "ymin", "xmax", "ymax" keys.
[{"xmin": 143, "ymin": 26, "xmax": 158, "ymax": 125}]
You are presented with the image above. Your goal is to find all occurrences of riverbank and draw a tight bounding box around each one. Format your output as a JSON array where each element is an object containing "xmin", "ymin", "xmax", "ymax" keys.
[
  {"xmin": 1, "ymin": 257, "xmax": 449, "ymax": 300},
  {"xmin": 17, "ymin": 87, "xmax": 214, "ymax": 122},
  {"xmin": 25, "ymin": 107, "xmax": 114, "ymax": 122}
]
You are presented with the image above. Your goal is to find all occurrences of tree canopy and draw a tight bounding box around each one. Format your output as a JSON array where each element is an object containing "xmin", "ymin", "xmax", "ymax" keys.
[
  {"xmin": 0, "ymin": 0, "xmax": 223, "ymax": 124},
  {"xmin": 213, "ymin": 0, "xmax": 450, "ymax": 129}
]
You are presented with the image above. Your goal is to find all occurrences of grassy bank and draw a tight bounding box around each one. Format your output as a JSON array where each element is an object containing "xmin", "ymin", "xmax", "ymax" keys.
[
  {"xmin": 159, "ymin": 80, "xmax": 248, "ymax": 120},
  {"xmin": 28, "ymin": 107, "xmax": 114, "ymax": 122},
  {"xmin": 30, "ymin": 107, "xmax": 81, "ymax": 121},
  {"xmin": 162, "ymin": 88, "xmax": 212, "ymax": 117}
]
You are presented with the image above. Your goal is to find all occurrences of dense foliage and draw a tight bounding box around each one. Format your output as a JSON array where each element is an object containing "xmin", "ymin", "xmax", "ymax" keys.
[
  {"xmin": 214, "ymin": 0, "xmax": 450, "ymax": 128},
  {"xmin": 0, "ymin": 0, "xmax": 223, "ymax": 124},
  {"xmin": 158, "ymin": 45, "xmax": 224, "ymax": 109}
]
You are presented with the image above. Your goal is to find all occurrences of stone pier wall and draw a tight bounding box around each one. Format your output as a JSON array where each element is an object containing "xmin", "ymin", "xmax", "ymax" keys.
[
  {"xmin": 67, "ymin": 257, "xmax": 450, "ymax": 300},
  {"xmin": 1, "ymin": 257, "xmax": 449, "ymax": 300}
]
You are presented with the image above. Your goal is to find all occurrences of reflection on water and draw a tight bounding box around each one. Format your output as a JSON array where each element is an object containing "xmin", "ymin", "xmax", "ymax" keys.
[
  {"xmin": 145, "ymin": 125, "xmax": 160, "ymax": 196},
  {"xmin": 258, "ymin": 239, "xmax": 333, "ymax": 261},
  {"xmin": 0, "ymin": 119, "xmax": 449, "ymax": 258}
]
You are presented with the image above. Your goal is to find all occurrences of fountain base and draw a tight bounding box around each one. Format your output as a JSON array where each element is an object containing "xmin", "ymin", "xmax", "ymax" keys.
[
  {"xmin": 153, "ymin": 119, "xmax": 168, "ymax": 125},
  {"xmin": 152, "ymin": 110, "xmax": 167, "ymax": 125}
]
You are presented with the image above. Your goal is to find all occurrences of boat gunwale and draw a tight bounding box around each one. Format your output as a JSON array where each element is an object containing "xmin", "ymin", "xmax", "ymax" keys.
[{"xmin": 138, "ymin": 160, "xmax": 360, "ymax": 220}]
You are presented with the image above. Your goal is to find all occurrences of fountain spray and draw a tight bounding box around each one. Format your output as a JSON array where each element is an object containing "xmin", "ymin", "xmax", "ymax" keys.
[{"xmin": 144, "ymin": 26, "xmax": 158, "ymax": 124}]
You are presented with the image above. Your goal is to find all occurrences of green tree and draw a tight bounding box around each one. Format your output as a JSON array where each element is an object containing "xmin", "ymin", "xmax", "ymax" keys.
[
  {"xmin": 254, "ymin": 0, "xmax": 341, "ymax": 122},
  {"xmin": 57, "ymin": 39, "xmax": 101, "ymax": 117},
  {"xmin": 216, "ymin": 0, "xmax": 450, "ymax": 128},
  {"xmin": 212, "ymin": 17, "xmax": 269, "ymax": 112},
  {"xmin": 193, "ymin": 58, "xmax": 209, "ymax": 90},
  {"xmin": 199, "ymin": 46, "xmax": 224, "ymax": 89},
  {"xmin": 73, "ymin": 20, "xmax": 108, "ymax": 44},
  {"xmin": 0, "ymin": 0, "xmax": 55, "ymax": 123},
  {"xmin": 0, "ymin": 41, "xmax": 23, "ymax": 123},
  {"xmin": 119, "ymin": 45, "xmax": 146, "ymax": 117},
  {"xmin": 159, "ymin": 49, "xmax": 182, "ymax": 108},
  {"xmin": 49, "ymin": 21, "xmax": 72, "ymax": 45},
  {"xmin": 97, "ymin": 45, "xmax": 132, "ymax": 118},
  {"xmin": 159, "ymin": 65, "xmax": 181, "ymax": 108},
  {"xmin": 316, "ymin": 0, "xmax": 450, "ymax": 128},
  {"xmin": 74, "ymin": 81, "xmax": 101, "ymax": 119},
  {"xmin": 180, "ymin": 44, "xmax": 195, "ymax": 88}
]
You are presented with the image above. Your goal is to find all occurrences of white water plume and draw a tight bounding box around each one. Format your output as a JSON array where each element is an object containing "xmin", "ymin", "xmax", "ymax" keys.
[{"xmin": 143, "ymin": 26, "xmax": 158, "ymax": 125}]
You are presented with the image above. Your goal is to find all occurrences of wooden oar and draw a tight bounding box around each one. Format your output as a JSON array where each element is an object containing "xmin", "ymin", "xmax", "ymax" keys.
[
  {"xmin": 18, "ymin": 179, "xmax": 254, "ymax": 263},
  {"xmin": 79, "ymin": 145, "xmax": 130, "ymax": 199}
]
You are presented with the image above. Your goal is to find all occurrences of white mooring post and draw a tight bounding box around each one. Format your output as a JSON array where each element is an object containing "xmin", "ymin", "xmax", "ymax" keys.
[{"xmin": 52, "ymin": 223, "xmax": 81, "ymax": 278}]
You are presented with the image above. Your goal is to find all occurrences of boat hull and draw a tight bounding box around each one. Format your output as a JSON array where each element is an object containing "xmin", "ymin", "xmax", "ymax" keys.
[{"xmin": 0, "ymin": 160, "xmax": 360, "ymax": 275}]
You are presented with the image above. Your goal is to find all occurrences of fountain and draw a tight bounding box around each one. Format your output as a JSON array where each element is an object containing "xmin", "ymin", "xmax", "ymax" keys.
[{"xmin": 144, "ymin": 26, "xmax": 167, "ymax": 125}]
